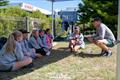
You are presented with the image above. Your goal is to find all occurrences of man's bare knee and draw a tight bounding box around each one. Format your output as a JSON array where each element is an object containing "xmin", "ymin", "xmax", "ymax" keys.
[{"xmin": 95, "ymin": 40, "xmax": 103, "ymax": 45}]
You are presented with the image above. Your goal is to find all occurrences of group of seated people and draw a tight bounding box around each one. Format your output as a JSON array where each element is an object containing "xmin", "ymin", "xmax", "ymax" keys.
[{"xmin": 0, "ymin": 28, "xmax": 53, "ymax": 71}]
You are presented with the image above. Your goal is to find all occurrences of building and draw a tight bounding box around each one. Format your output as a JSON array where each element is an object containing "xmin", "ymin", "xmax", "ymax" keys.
[
  {"xmin": 58, "ymin": 8, "xmax": 78, "ymax": 23},
  {"xmin": 57, "ymin": 8, "xmax": 78, "ymax": 33},
  {"xmin": 1, "ymin": 2, "xmax": 52, "ymax": 15}
]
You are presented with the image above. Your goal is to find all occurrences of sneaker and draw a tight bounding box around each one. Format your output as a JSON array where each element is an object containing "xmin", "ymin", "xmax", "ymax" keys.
[
  {"xmin": 100, "ymin": 50, "xmax": 106, "ymax": 56},
  {"xmin": 114, "ymin": 40, "xmax": 120, "ymax": 45},
  {"xmin": 105, "ymin": 50, "xmax": 112, "ymax": 57},
  {"xmin": 46, "ymin": 51, "xmax": 51, "ymax": 56}
]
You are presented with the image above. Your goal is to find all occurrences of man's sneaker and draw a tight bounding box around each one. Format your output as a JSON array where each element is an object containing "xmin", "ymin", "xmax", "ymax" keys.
[
  {"xmin": 100, "ymin": 50, "xmax": 106, "ymax": 56},
  {"xmin": 105, "ymin": 50, "xmax": 112, "ymax": 57},
  {"xmin": 114, "ymin": 40, "xmax": 120, "ymax": 45}
]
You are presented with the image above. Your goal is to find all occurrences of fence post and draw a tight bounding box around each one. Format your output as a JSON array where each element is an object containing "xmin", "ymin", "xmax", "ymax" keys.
[
  {"xmin": 26, "ymin": 17, "xmax": 29, "ymax": 32},
  {"xmin": 53, "ymin": 13, "xmax": 56, "ymax": 38},
  {"xmin": 71, "ymin": 22, "xmax": 74, "ymax": 33},
  {"xmin": 25, "ymin": 17, "xmax": 30, "ymax": 39}
]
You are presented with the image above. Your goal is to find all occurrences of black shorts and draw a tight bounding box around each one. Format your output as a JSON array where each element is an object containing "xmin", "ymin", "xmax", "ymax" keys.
[{"xmin": 35, "ymin": 48, "xmax": 46, "ymax": 56}]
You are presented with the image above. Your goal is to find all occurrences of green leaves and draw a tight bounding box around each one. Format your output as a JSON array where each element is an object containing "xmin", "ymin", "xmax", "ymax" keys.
[
  {"xmin": 0, "ymin": 0, "xmax": 9, "ymax": 6},
  {"xmin": 0, "ymin": 6, "xmax": 62, "ymax": 37},
  {"xmin": 0, "ymin": 7, "xmax": 50, "ymax": 37},
  {"xmin": 77, "ymin": 0, "xmax": 118, "ymax": 36}
]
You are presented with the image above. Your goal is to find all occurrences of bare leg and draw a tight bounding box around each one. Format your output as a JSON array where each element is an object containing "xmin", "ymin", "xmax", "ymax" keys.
[
  {"xmin": 12, "ymin": 57, "xmax": 32, "ymax": 71},
  {"xmin": 69, "ymin": 40, "xmax": 76, "ymax": 52},
  {"xmin": 74, "ymin": 45, "xmax": 81, "ymax": 52},
  {"xmin": 95, "ymin": 40, "xmax": 109, "ymax": 51},
  {"xmin": 87, "ymin": 37, "xmax": 109, "ymax": 51}
]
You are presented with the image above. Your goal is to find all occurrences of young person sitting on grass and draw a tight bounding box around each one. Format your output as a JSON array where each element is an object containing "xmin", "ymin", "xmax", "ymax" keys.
[
  {"xmin": 39, "ymin": 30, "xmax": 51, "ymax": 56},
  {"xmin": 45, "ymin": 28, "xmax": 53, "ymax": 48},
  {"xmin": 0, "ymin": 31, "xmax": 33, "ymax": 71},
  {"xmin": 69, "ymin": 26, "xmax": 85, "ymax": 52},
  {"xmin": 28, "ymin": 29, "xmax": 49, "ymax": 57},
  {"xmin": 19, "ymin": 29, "xmax": 43, "ymax": 59},
  {"xmin": 87, "ymin": 17, "xmax": 116, "ymax": 57}
]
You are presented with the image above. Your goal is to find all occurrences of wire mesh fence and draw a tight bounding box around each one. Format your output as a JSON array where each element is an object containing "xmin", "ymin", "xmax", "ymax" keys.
[
  {"xmin": 0, "ymin": 16, "xmax": 41, "ymax": 37},
  {"xmin": 0, "ymin": 16, "xmax": 96, "ymax": 40}
]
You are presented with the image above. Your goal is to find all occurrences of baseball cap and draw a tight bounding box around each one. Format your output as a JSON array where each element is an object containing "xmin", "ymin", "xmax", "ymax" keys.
[{"xmin": 91, "ymin": 17, "xmax": 102, "ymax": 22}]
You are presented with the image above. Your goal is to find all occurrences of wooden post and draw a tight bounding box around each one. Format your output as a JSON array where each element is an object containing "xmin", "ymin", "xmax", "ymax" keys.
[
  {"xmin": 26, "ymin": 17, "xmax": 30, "ymax": 39},
  {"xmin": 26, "ymin": 17, "xmax": 29, "ymax": 32}
]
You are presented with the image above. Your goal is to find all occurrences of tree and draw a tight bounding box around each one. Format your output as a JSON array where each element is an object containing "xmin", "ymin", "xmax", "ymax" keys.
[
  {"xmin": 0, "ymin": 6, "xmax": 62, "ymax": 37},
  {"xmin": 0, "ymin": 0, "xmax": 9, "ymax": 6},
  {"xmin": 30, "ymin": 11, "xmax": 51, "ymax": 29},
  {"xmin": 77, "ymin": 0, "xmax": 118, "ymax": 36},
  {"xmin": 0, "ymin": 7, "xmax": 60, "ymax": 37}
]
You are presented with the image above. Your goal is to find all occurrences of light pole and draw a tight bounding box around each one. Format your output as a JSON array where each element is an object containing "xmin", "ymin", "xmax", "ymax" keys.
[
  {"xmin": 51, "ymin": 1, "xmax": 54, "ymax": 39},
  {"xmin": 117, "ymin": 0, "xmax": 120, "ymax": 80},
  {"xmin": 46, "ymin": 0, "xmax": 73, "ymax": 39}
]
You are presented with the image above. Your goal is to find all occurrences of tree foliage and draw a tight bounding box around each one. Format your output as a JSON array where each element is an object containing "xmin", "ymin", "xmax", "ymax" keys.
[
  {"xmin": 77, "ymin": 0, "xmax": 118, "ymax": 36},
  {"xmin": 0, "ymin": 0, "xmax": 9, "ymax": 6},
  {"xmin": 0, "ymin": 7, "xmax": 57, "ymax": 37}
]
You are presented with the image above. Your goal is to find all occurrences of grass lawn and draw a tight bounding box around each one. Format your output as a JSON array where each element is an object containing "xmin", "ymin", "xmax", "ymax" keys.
[{"xmin": 0, "ymin": 42, "xmax": 116, "ymax": 80}]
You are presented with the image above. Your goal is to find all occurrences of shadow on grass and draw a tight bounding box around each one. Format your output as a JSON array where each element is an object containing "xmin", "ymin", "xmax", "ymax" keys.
[
  {"xmin": 0, "ymin": 47, "xmax": 72, "ymax": 80},
  {"xmin": 0, "ymin": 41, "xmax": 101, "ymax": 80},
  {"xmin": 73, "ymin": 52, "xmax": 102, "ymax": 58}
]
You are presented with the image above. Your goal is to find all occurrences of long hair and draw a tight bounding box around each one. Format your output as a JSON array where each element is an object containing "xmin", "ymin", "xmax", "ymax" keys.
[
  {"xmin": 12, "ymin": 30, "xmax": 22, "ymax": 40},
  {"xmin": 5, "ymin": 34, "xmax": 16, "ymax": 53},
  {"xmin": 5, "ymin": 31, "xmax": 22, "ymax": 53}
]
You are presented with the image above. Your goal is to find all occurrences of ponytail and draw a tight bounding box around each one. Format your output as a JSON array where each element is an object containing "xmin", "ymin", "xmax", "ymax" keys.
[
  {"xmin": 5, "ymin": 34, "xmax": 16, "ymax": 53},
  {"xmin": 5, "ymin": 30, "xmax": 22, "ymax": 53}
]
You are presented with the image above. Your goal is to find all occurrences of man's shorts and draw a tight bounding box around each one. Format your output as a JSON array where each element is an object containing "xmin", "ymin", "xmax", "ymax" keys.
[{"xmin": 106, "ymin": 39, "xmax": 115, "ymax": 47}]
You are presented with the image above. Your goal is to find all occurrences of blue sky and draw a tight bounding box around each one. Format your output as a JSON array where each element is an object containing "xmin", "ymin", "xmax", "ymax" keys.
[{"xmin": 10, "ymin": 0, "xmax": 81, "ymax": 11}]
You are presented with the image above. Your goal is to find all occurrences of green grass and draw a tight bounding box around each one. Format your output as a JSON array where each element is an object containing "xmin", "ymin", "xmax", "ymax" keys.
[{"xmin": 0, "ymin": 42, "xmax": 116, "ymax": 80}]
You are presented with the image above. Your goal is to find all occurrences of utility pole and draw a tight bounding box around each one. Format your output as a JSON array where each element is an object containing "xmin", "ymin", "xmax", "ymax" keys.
[{"xmin": 117, "ymin": 0, "xmax": 120, "ymax": 80}]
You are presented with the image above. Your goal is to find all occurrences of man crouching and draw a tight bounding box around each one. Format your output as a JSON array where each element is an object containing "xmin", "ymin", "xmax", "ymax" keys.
[{"xmin": 87, "ymin": 17, "xmax": 116, "ymax": 57}]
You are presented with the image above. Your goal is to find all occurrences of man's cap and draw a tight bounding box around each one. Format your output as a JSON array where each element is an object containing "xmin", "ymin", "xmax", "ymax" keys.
[{"xmin": 91, "ymin": 17, "xmax": 102, "ymax": 22}]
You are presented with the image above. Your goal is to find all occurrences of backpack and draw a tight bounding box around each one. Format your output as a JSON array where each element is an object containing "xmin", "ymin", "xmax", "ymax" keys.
[{"xmin": 0, "ymin": 37, "xmax": 7, "ymax": 50}]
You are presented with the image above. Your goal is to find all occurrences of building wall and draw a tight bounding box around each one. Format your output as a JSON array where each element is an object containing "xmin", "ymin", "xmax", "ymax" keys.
[{"xmin": 58, "ymin": 11, "xmax": 78, "ymax": 23}]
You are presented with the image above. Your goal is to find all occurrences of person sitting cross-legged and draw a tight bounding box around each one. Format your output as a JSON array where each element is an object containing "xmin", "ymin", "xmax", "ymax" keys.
[
  {"xmin": 87, "ymin": 17, "xmax": 116, "ymax": 57},
  {"xmin": 19, "ymin": 29, "xmax": 43, "ymax": 59},
  {"xmin": 39, "ymin": 30, "xmax": 51, "ymax": 56},
  {"xmin": 45, "ymin": 28, "xmax": 53, "ymax": 48},
  {"xmin": 28, "ymin": 29, "xmax": 48, "ymax": 57},
  {"xmin": 0, "ymin": 31, "xmax": 33, "ymax": 71},
  {"xmin": 69, "ymin": 26, "xmax": 85, "ymax": 52}
]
